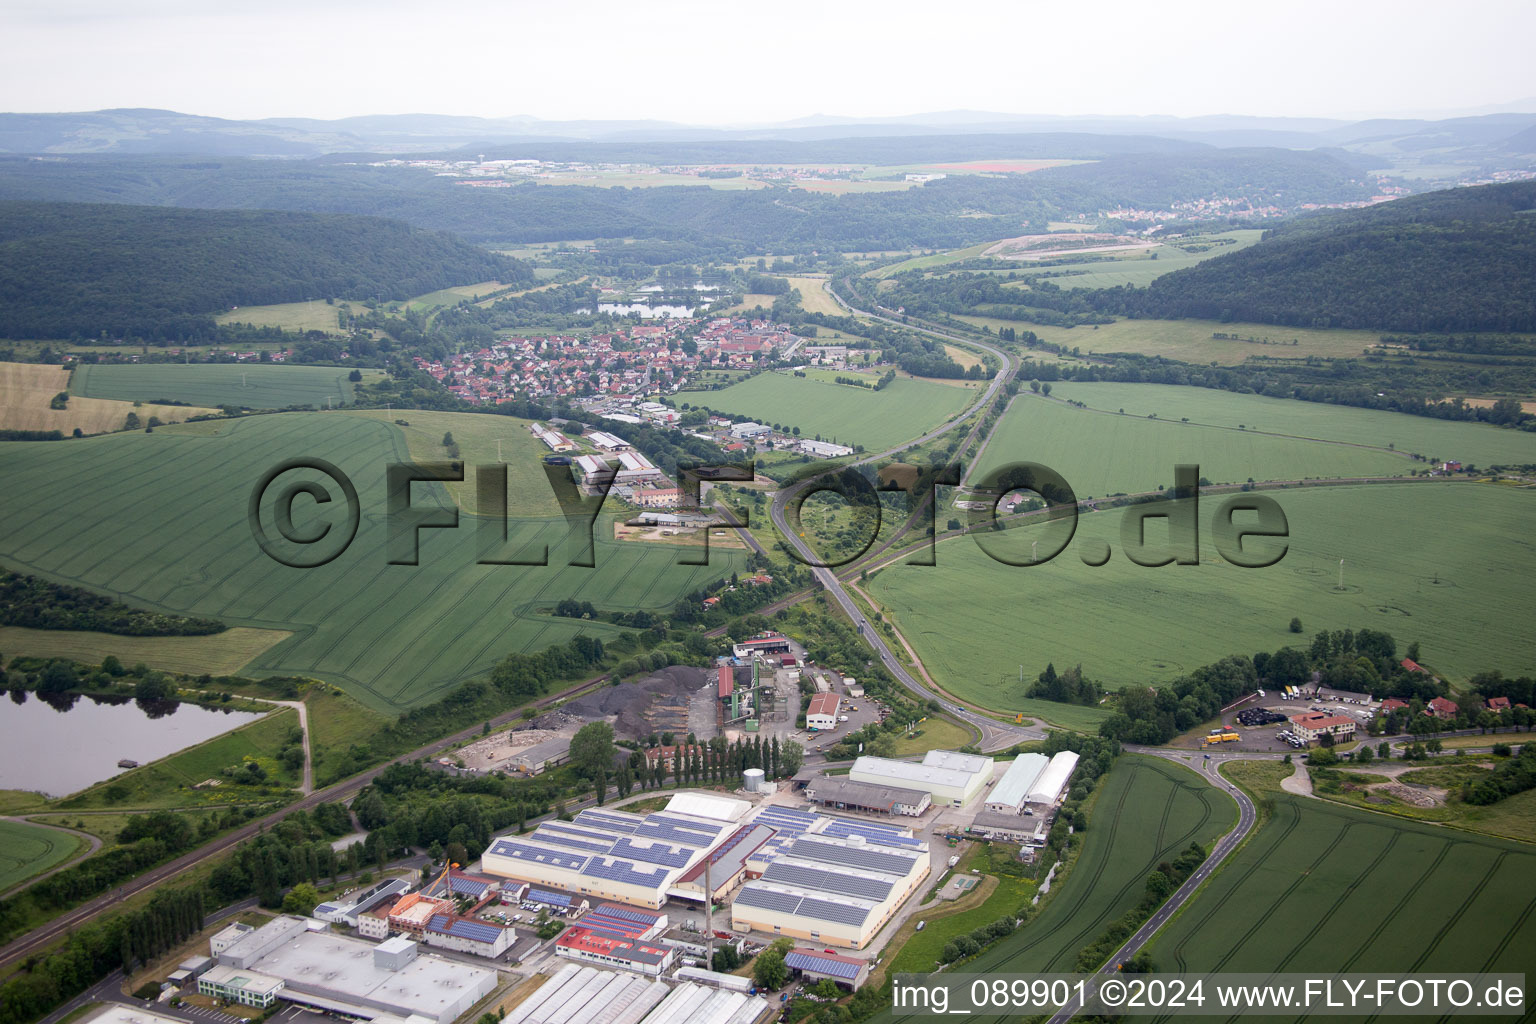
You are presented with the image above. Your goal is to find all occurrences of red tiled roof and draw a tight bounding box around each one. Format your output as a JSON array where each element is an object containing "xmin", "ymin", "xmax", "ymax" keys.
[
  {"xmin": 718, "ymin": 665, "xmax": 734, "ymax": 698},
  {"xmin": 807, "ymin": 693, "xmax": 840, "ymax": 717}
]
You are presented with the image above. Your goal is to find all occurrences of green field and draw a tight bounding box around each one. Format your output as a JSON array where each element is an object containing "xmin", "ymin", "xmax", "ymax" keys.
[
  {"xmin": 961, "ymin": 314, "xmax": 1382, "ymax": 365},
  {"xmin": 1046, "ymin": 382, "xmax": 1536, "ymax": 467},
  {"xmin": 0, "ymin": 625, "xmax": 290, "ymax": 677},
  {"xmin": 0, "ymin": 820, "xmax": 87, "ymax": 891},
  {"xmin": 960, "ymin": 756, "xmax": 1236, "ymax": 976},
  {"xmin": 867, "ymin": 484, "xmax": 1536, "ymax": 695},
  {"xmin": 0, "ymin": 413, "xmax": 746, "ymax": 713},
  {"xmin": 71, "ymin": 363, "xmax": 365, "ymax": 410},
  {"xmin": 972, "ymin": 393, "xmax": 1410, "ymax": 497},
  {"xmin": 1146, "ymin": 776, "xmax": 1536, "ymax": 1005},
  {"xmin": 1021, "ymin": 230, "xmax": 1265, "ymax": 290},
  {"xmin": 701, "ymin": 371, "xmax": 973, "ymax": 451},
  {"xmin": 215, "ymin": 299, "xmax": 347, "ymax": 333}
]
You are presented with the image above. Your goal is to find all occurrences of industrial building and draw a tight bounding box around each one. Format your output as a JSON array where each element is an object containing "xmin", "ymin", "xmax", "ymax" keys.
[
  {"xmin": 848, "ymin": 749, "xmax": 994, "ymax": 807},
  {"xmin": 532, "ymin": 425, "xmax": 575, "ymax": 452},
  {"xmin": 421, "ymin": 913, "xmax": 515, "ymax": 958},
  {"xmin": 804, "ymin": 776, "xmax": 931, "ymax": 817},
  {"xmin": 616, "ymin": 451, "xmax": 666, "ymax": 484},
  {"xmin": 730, "ymin": 830, "xmax": 930, "ymax": 948},
  {"xmin": 1288, "ymin": 711, "xmax": 1358, "ymax": 745},
  {"xmin": 669, "ymin": 821, "xmax": 776, "ymax": 903},
  {"xmin": 984, "ymin": 753, "xmax": 1048, "ymax": 815},
  {"xmin": 805, "ymin": 693, "xmax": 840, "ymax": 730},
  {"xmin": 501, "ymin": 963, "xmax": 770, "ymax": 1024},
  {"xmin": 796, "ymin": 440, "xmax": 854, "ymax": 459},
  {"xmin": 480, "ymin": 796, "xmax": 745, "ymax": 908},
  {"xmin": 314, "ymin": 878, "xmax": 414, "ymax": 927},
  {"xmin": 785, "ymin": 948, "xmax": 870, "ymax": 990},
  {"xmin": 1025, "ymin": 751, "xmax": 1079, "ymax": 810},
  {"xmin": 198, "ymin": 964, "xmax": 285, "ymax": 1008},
  {"xmin": 554, "ymin": 926, "xmax": 677, "ymax": 976},
  {"xmin": 510, "ymin": 737, "xmax": 572, "ymax": 774},
  {"xmin": 728, "ymin": 422, "xmax": 770, "ymax": 440},
  {"xmin": 208, "ymin": 917, "xmax": 496, "ymax": 1024},
  {"xmin": 730, "ymin": 634, "xmax": 791, "ymax": 658},
  {"xmin": 586, "ymin": 431, "xmax": 631, "ymax": 451}
]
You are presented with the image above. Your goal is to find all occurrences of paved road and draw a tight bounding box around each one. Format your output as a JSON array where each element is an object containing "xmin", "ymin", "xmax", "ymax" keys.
[
  {"xmin": 1042, "ymin": 748, "xmax": 1260, "ymax": 1023},
  {"xmin": 765, "ymin": 283, "xmax": 1038, "ymax": 752}
]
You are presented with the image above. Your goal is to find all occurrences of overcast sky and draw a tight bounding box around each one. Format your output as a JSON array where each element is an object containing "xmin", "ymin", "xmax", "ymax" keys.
[{"xmin": 3, "ymin": 0, "xmax": 1533, "ymax": 124}]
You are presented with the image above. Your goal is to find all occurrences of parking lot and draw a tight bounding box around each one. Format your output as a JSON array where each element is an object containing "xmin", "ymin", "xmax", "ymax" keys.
[{"xmin": 1216, "ymin": 688, "xmax": 1381, "ymax": 751}]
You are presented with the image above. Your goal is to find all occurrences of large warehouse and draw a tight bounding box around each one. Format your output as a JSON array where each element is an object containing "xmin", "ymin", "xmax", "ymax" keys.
[
  {"xmin": 480, "ymin": 795, "xmax": 745, "ymax": 908},
  {"xmin": 804, "ymin": 776, "xmax": 930, "ymax": 817},
  {"xmin": 730, "ymin": 830, "xmax": 930, "ymax": 948},
  {"xmin": 983, "ymin": 753, "xmax": 1049, "ymax": 815},
  {"xmin": 1026, "ymin": 751, "xmax": 1080, "ymax": 810},
  {"xmin": 502, "ymin": 963, "xmax": 769, "ymax": 1024},
  {"xmin": 848, "ymin": 749, "xmax": 993, "ymax": 807}
]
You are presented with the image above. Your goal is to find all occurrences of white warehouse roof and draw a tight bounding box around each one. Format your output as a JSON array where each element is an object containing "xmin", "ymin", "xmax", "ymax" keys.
[
  {"xmin": 665, "ymin": 793, "xmax": 749, "ymax": 822},
  {"xmin": 988, "ymin": 753, "xmax": 1049, "ymax": 811},
  {"xmin": 922, "ymin": 750, "xmax": 993, "ymax": 774},
  {"xmin": 1026, "ymin": 751, "xmax": 1080, "ymax": 806},
  {"xmin": 618, "ymin": 451, "xmax": 656, "ymax": 472}
]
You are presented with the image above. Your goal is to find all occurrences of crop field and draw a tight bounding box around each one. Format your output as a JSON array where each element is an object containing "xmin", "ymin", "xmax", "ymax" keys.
[
  {"xmin": 972, "ymin": 393, "xmax": 1409, "ymax": 496},
  {"xmin": 215, "ymin": 299, "xmax": 347, "ymax": 333},
  {"xmin": 960, "ymin": 314, "xmax": 1381, "ymax": 364},
  {"xmin": 867, "ymin": 484, "xmax": 1536, "ymax": 694},
  {"xmin": 1145, "ymin": 781, "xmax": 1536, "ymax": 1003},
  {"xmin": 400, "ymin": 281, "xmax": 509, "ymax": 313},
  {"xmin": 343, "ymin": 409, "xmax": 563, "ymax": 517},
  {"xmin": 702, "ymin": 371, "xmax": 972, "ymax": 451},
  {"xmin": 0, "ymin": 413, "xmax": 746, "ymax": 713},
  {"xmin": 0, "ymin": 626, "xmax": 290, "ymax": 677},
  {"xmin": 959, "ymin": 756, "xmax": 1236, "ymax": 979},
  {"xmin": 1019, "ymin": 230, "xmax": 1265, "ymax": 290},
  {"xmin": 1045, "ymin": 383, "xmax": 1536, "ymax": 467},
  {"xmin": 782, "ymin": 276, "xmax": 847, "ymax": 316},
  {"xmin": 0, "ymin": 820, "xmax": 87, "ymax": 892},
  {"xmin": 71, "ymin": 363, "xmax": 367, "ymax": 410},
  {"xmin": 0, "ymin": 362, "xmax": 218, "ymax": 435}
]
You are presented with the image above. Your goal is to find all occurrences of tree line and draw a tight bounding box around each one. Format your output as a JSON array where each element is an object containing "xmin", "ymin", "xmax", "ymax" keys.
[{"xmin": 0, "ymin": 570, "xmax": 225, "ymax": 635}]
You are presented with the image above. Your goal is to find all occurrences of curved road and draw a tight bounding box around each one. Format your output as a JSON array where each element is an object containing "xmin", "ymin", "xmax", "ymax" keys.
[
  {"xmin": 767, "ymin": 282, "xmax": 1039, "ymax": 751},
  {"xmin": 1042, "ymin": 747, "xmax": 1261, "ymax": 1023}
]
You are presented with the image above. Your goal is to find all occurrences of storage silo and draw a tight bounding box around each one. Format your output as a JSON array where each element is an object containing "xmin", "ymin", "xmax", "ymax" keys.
[{"xmin": 743, "ymin": 768, "xmax": 765, "ymax": 792}]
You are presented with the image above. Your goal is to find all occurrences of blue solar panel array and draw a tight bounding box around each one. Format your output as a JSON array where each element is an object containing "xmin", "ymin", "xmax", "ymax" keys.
[
  {"xmin": 734, "ymin": 884, "xmax": 873, "ymax": 927},
  {"xmin": 581, "ymin": 858, "xmax": 670, "ymax": 887},
  {"xmin": 488, "ymin": 839, "xmax": 590, "ymax": 871},
  {"xmin": 593, "ymin": 903, "xmax": 663, "ymax": 926},
  {"xmin": 818, "ymin": 818, "xmax": 923, "ymax": 848},
  {"xmin": 532, "ymin": 830, "xmax": 613, "ymax": 855},
  {"xmin": 446, "ymin": 875, "xmax": 492, "ymax": 896},
  {"xmin": 427, "ymin": 914, "xmax": 505, "ymax": 944},
  {"xmin": 574, "ymin": 810, "xmax": 641, "ymax": 834},
  {"xmin": 762, "ymin": 861, "xmax": 895, "ymax": 902},
  {"xmin": 636, "ymin": 816, "xmax": 718, "ymax": 846},
  {"xmin": 527, "ymin": 888, "xmax": 573, "ymax": 907},
  {"xmin": 790, "ymin": 837, "xmax": 916, "ymax": 876},
  {"xmin": 611, "ymin": 837, "xmax": 692, "ymax": 867},
  {"xmin": 785, "ymin": 951, "xmax": 863, "ymax": 980},
  {"xmin": 755, "ymin": 807, "xmax": 817, "ymax": 835}
]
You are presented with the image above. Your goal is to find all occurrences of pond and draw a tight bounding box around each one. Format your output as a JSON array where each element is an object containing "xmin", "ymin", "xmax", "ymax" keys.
[{"xmin": 0, "ymin": 691, "xmax": 264, "ymax": 798}]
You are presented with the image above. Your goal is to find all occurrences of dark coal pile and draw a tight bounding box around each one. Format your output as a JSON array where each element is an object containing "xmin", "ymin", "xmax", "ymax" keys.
[{"xmin": 528, "ymin": 665, "xmax": 712, "ymax": 738}]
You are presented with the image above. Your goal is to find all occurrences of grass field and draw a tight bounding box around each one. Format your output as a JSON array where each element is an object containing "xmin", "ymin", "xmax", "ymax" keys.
[
  {"xmin": 960, "ymin": 314, "xmax": 1382, "ymax": 365},
  {"xmin": 867, "ymin": 484, "xmax": 1536, "ymax": 696},
  {"xmin": 701, "ymin": 371, "xmax": 972, "ymax": 451},
  {"xmin": 972, "ymin": 392, "xmax": 1410, "ymax": 496},
  {"xmin": 399, "ymin": 281, "xmax": 508, "ymax": 313},
  {"xmin": 1021, "ymin": 230, "xmax": 1265, "ymax": 290},
  {"xmin": 215, "ymin": 299, "xmax": 347, "ymax": 333},
  {"xmin": 1045, "ymin": 383, "xmax": 1536, "ymax": 467},
  {"xmin": 71, "ymin": 363, "xmax": 369, "ymax": 410},
  {"xmin": 887, "ymin": 715, "xmax": 975, "ymax": 756},
  {"xmin": 782, "ymin": 276, "xmax": 847, "ymax": 316},
  {"xmin": 0, "ymin": 820, "xmax": 87, "ymax": 891},
  {"xmin": 0, "ymin": 363, "xmax": 218, "ymax": 435},
  {"xmin": 960, "ymin": 756, "xmax": 1236, "ymax": 977},
  {"xmin": 57, "ymin": 708, "xmax": 299, "ymax": 810},
  {"xmin": 0, "ymin": 626, "xmax": 291, "ymax": 677},
  {"xmin": 0, "ymin": 413, "xmax": 746, "ymax": 713},
  {"xmin": 1145, "ymin": 774, "xmax": 1536, "ymax": 998}
]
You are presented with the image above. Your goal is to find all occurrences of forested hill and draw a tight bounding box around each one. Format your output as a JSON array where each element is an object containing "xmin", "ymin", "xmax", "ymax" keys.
[
  {"xmin": 0, "ymin": 201, "xmax": 527, "ymax": 340},
  {"xmin": 1103, "ymin": 180, "xmax": 1536, "ymax": 333}
]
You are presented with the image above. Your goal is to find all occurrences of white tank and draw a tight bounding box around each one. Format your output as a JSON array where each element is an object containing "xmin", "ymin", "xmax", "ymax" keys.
[{"xmin": 743, "ymin": 768, "xmax": 765, "ymax": 792}]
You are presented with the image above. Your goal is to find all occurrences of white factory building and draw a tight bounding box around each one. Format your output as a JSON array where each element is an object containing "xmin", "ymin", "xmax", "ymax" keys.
[
  {"xmin": 586, "ymin": 431, "xmax": 631, "ymax": 451},
  {"xmin": 848, "ymin": 749, "xmax": 994, "ymax": 807},
  {"xmin": 502, "ymin": 963, "xmax": 770, "ymax": 1024},
  {"xmin": 983, "ymin": 753, "xmax": 1049, "ymax": 815},
  {"xmin": 208, "ymin": 917, "xmax": 496, "ymax": 1024},
  {"xmin": 731, "ymin": 829, "xmax": 930, "ymax": 948},
  {"xmin": 1026, "ymin": 751, "xmax": 1080, "ymax": 810},
  {"xmin": 481, "ymin": 795, "xmax": 746, "ymax": 908},
  {"xmin": 796, "ymin": 440, "xmax": 854, "ymax": 459}
]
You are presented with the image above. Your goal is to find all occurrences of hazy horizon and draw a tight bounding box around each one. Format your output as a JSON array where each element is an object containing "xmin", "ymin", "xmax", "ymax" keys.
[{"xmin": 3, "ymin": 0, "xmax": 1533, "ymax": 125}]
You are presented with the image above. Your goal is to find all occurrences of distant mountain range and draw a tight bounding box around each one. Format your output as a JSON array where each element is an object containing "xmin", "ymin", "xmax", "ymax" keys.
[{"xmin": 2, "ymin": 107, "xmax": 1535, "ymax": 162}]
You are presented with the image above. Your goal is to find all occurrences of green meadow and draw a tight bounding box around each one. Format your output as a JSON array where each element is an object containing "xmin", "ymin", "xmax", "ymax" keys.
[
  {"xmin": 0, "ymin": 820, "xmax": 86, "ymax": 892},
  {"xmin": 0, "ymin": 413, "xmax": 744, "ymax": 713},
  {"xmin": 867, "ymin": 484, "xmax": 1536, "ymax": 694},
  {"xmin": 1045, "ymin": 382, "xmax": 1536, "ymax": 467},
  {"xmin": 700, "ymin": 371, "xmax": 973, "ymax": 451},
  {"xmin": 71, "ymin": 363, "xmax": 363, "ymax": 410},
  {"xmin": 972, "ymin": 392, "xmax": 1409, "ymax": 497}
]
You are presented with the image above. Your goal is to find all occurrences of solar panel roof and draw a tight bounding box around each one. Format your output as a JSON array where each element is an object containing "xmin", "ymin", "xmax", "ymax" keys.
[
  {"xmin": 785, "ymin": 951, "xmax": 864, "ymax": 980},
  {"xmin": 788, "ymin": 837, "xmax": 917, "ymax": 875},
  {"xmin": 762, "ymin": 861, "xmax": 895, "ymax": 902}
]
